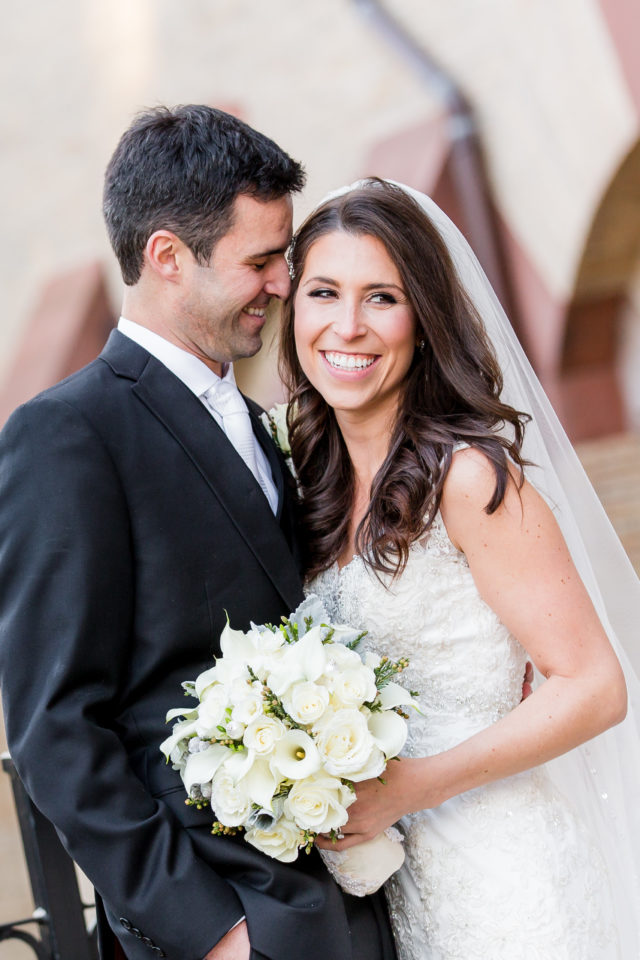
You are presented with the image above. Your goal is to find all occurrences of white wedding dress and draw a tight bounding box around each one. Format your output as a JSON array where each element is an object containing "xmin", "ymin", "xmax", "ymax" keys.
[{"xmin": 309, "ymin": 512, "xmax": 620, "ymax": 960}]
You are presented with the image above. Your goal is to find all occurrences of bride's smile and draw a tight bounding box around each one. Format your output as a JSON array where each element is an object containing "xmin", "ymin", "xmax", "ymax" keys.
[{"xmin": 293, "ymin": 230, "xmax": 417, "ymax": 425}]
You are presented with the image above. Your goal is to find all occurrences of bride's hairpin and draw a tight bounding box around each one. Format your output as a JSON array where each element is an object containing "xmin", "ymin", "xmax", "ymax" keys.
[{"xmin": 286, "ymin": 235, "xmax": 297, "ymax": 280}]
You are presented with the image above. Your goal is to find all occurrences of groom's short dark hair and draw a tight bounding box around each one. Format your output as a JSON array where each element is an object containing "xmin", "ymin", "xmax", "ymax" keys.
[{"xmin": 103, "ymin": 104, "xmax": 306, "ymax": 285}]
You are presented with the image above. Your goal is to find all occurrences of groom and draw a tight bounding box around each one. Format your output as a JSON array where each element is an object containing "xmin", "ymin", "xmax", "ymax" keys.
[{"xmin": 0, "ymin": 106, "xmax": 397, "ymax": 960}]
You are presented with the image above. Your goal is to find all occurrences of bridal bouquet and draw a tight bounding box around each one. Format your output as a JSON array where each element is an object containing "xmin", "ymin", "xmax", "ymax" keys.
[{"xmin": 161, "ymin": 595, "xmax": 417, "ymax": 889}]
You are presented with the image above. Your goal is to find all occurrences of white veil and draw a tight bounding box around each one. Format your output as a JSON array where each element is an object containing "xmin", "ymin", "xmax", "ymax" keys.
[{"xmin": 319, "ymin": 180, "xmax": 640, "ymax": 952}]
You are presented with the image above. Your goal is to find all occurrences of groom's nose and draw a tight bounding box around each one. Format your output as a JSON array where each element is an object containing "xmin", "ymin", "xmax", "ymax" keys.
[{"xmin": 263, "ymin": 257, "xmax": 291, "ymax": 300}]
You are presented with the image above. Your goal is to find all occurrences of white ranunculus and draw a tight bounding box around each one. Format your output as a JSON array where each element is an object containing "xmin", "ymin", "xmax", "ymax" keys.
[
  {"xmin": 249, "ymin": 625, "xmax": 287, "ymax": 656},
  {"xmin": 183, "ymin": 743, "xmax": 229, "ymax": 795},
  {"xmin": 323, "ymin": 642, "xmax": 363, "ymax": 673},
  {"xmin": 225, "ymin": 720, "xmax": 245, "ymax": 741},
  {"xmin": 210, "ymin": 768, "xmax": 253, "ymax": 827},
  {"xmin": 284, "ymin": 774, "xmax": 353, "ymax": 834},
  {"xmin": 367, "ymin": 709, "xmax": 408, "ymax": 759},
  {"xmin": 232, "ymin": 690, "xmax": 264, "ymax": 726},
  {"xmin": 363, "ymin": 650, "xmax": 382, "ymax": 671},
  {"xmin": 314, "ymin": 708, "xmax": 377, "ymax": 778},
  {"xmin": 282, "ymin": 681, "xmax": 330, "ymax": 725},
  {"xmin": 244, "ymin": 817, "xmax": 303, "ymax": 863},
  {"xmin": 195, "ymin": 655, "xmax": 249, "ymax": 700},
  {"xmin": 243, "ymin": 715, "xmax": 285, "ymax": 756},
  {"xmin": 195, "ymin": 687, "xmax": 229, "ymax": 738},
  {"xmin": 270, "ymin": 729, "xmax": 321, "ymax": 780},
  {"xmin": 330, "ymin": 665, "xmax": 378, "ymax": 709}
]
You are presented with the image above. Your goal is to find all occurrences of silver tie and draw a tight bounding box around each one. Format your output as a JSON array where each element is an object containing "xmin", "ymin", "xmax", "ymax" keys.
[{"xmin": 203, "ymin": 380, "xmax": 269, "ymax": 501}]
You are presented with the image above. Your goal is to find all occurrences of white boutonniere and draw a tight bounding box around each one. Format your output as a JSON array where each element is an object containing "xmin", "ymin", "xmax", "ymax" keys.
[{"xmin": 260, "ymin": 403, "xmax": 294, "ymax": 473}]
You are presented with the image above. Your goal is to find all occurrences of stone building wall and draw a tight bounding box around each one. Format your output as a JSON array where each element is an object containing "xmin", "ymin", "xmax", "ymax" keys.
[{"xmin": 2, "ymin": 0, "xmax": 639, "ymax": 389}]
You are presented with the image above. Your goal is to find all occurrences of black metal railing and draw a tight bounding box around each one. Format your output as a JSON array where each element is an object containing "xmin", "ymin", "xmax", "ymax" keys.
[{"xmin": 0, "ymin": 753, "xmax": 98, "ymax": 960}]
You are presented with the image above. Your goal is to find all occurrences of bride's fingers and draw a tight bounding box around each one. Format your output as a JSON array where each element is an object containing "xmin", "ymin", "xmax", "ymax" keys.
[{"xmin": 315, "ymin": 831, "xmax": 372, "ymax": 851}]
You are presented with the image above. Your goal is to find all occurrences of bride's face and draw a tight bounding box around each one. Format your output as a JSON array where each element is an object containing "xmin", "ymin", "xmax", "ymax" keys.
[{"xmin": 293, "ymin": 230, "xmax": 417, "ymax": 424}]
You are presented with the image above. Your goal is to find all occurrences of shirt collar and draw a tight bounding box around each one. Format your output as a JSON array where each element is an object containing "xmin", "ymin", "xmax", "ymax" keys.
[{"xmin": 117, "ymin": 317, "xmax": 236, "ymax": 397}]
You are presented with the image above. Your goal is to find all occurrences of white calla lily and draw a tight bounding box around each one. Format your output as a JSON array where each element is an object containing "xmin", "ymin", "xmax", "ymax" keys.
[
  {"xmin": 377, "ymin": 681, "xmax": 419, "ymax": 711},
  {"xmin": 241, "ymin": 757, "xmax": 280, "ymax": 810},
  {"xmin": 165, "ymin": 705, "xmax": 198, "ymax": 723},
  {"xmin": 183, "ymin": 743, "xmax": 229, "ymax": 794},
  {"xmin": 271, "ymin": 729, "xmax": 321, "ymax": 780},
  {"xmin": 193, "ymin": 664, "xmax": 221, "ymax": 699},
  {"xmin": 367, "ymin": 709, "xmax": 408, "ymax": 759},
  {"xmin": 160, "ymin": 717, "xmax": 199, "ymax": 759},
  {"xmin": 267, "ymin": 627, "xmax": 327, "ymax": 696}
]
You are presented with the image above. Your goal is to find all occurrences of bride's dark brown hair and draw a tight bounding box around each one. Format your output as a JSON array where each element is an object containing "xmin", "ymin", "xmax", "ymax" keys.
[{"xmin": 279, "ymin": 179, "xmax": 530, "ymax": 579}]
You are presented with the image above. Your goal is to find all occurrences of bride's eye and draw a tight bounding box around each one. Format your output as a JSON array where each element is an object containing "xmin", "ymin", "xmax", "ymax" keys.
[
  {"xmin": 370, "ymin": 292, "xmax": 397, "ymax": 304},
  {"xmin": 307, "ymin": 288, "xmax": 337, "ymax": 299}
]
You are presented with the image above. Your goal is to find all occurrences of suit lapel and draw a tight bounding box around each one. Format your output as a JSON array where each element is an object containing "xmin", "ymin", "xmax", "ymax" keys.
[{"xmin": 101, "ymin": 332, "xmax": 303, "ymax": 612}]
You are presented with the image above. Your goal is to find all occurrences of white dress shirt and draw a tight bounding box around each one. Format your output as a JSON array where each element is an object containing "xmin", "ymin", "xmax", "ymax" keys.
[{"xmin": 117, "ymin": 318, "xmax": 278, "ymax": 514}]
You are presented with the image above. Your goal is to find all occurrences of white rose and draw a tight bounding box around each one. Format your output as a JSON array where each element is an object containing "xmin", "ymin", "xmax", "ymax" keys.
[
  {"xmin": 284, "ymin": 774, "xmax": 353, "ymax": 834},
  {"xmin": 243, "ymin": 715, "xmax": 285, "ymax": 756},
  {"xmin": 282, "ymin": 681, "xmax": 330, "ymax": 725},
  {"xmin": 210, "ymin": 768, "xmax": 253, "ymax": 827},
  {"xmin": 270, "ymin": 729, "xmax": 321, "ymax": 780},
  {"xmin": 245, "ymin": 817, "xmax": 303, "ymax": 863},
  {"xmin": 314, "ymin": 708, "xmax": 379, "ymax": 779},
  {"xmin": 330, "ymin": 665, "xmax": 378, "ymax": 709}
]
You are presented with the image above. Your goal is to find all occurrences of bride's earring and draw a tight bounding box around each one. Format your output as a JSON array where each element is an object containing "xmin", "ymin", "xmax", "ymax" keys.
[{"xmin": 416, "ymin": 338, "xmax": 426, "ymax": 353}]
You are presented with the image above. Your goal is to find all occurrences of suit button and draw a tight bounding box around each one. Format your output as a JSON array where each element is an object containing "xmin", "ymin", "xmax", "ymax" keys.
[{"xmin": 119, "ymin": 918, "xmax": 133, "ymax": 932}]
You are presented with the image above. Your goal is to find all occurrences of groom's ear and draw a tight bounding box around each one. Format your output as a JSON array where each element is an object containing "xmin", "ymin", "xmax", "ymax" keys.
[{"xmin": 144, "ymin": 230, "xmax": 188, "ymax": 283}]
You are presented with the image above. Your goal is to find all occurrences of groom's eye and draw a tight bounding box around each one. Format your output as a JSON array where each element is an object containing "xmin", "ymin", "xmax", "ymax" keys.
[{"xmin": 252, "ymin": 261, "xmax": 268, "ymax": 271}]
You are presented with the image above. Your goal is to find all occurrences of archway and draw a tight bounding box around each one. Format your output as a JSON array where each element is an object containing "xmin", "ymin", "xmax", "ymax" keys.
[{"xmin": 558, "ymin": 139, "xmax": 640, "ymax": 439}]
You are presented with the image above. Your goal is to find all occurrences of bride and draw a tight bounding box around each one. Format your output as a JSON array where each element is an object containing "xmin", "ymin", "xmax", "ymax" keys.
[{"xmin": 278, "ymin": 178, "xmax": 640, "ymax": 958}]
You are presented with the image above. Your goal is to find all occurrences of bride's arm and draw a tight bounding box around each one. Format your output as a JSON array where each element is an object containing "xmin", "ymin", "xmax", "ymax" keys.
[{"xmin": 321, "ymin": 446, "xmax": 627, "ymax": 848}]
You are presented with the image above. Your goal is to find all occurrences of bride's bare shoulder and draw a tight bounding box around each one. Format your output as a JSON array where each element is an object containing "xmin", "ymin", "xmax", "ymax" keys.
[{"xmin": 440, "ymin": 445, "xmax": 535, "ymax": 548}]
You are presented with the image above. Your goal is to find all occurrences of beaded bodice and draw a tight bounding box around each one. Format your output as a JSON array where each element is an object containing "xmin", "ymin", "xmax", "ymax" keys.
[
  {"xmin": 309, "ymin": 512, "xmax": 528, "ymax": 758},
  {"xmin": 308, "ymin": 512, "xmax": 617, "ymax": 960}
]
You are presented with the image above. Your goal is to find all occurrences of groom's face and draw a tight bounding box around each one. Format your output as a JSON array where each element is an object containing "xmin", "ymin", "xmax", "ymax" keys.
[{"xmin": 176, "ymin": 193, "xmax": 293, "ymax": 371}]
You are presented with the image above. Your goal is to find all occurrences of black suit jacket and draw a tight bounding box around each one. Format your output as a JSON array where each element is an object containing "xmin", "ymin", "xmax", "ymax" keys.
[{"xmin": 0, "ymin": 331, "xmax": 359, "ymax": 960}]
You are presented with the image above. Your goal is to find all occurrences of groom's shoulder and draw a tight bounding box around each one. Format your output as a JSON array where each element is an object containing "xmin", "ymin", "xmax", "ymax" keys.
[{"xmin": 2, "ymin": 332, "xmax": 145, "ymax": 438}]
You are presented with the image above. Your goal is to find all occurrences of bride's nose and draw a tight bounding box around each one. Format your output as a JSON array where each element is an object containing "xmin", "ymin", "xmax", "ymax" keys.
[{"xmin": 332, "ymin": 302, "xmax": 367, "ymax": 342}]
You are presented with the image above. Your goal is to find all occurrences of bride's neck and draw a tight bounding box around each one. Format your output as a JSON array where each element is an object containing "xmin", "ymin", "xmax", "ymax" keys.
[{"xmin": 335, "ymin": 410, "xmax": 392, "ymax": 492}]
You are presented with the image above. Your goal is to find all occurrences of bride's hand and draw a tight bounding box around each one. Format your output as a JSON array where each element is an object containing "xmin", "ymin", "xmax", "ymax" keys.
[{"xmin": 315, "ymin": 757, "xmax": 429, "ymax": 851}]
